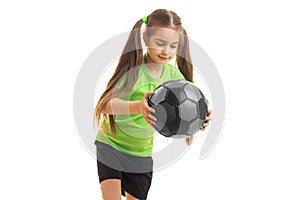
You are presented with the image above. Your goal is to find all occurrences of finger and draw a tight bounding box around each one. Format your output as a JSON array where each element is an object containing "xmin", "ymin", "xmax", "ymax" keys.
[
  {"xmin": 200, "ymin": 123, "xmax": 208, "ymax": 130},
  {"xmin": 144, "ymin": 102, "xmax": 155, "ymax": 112},
  {"xmin": 204, "ymin": 116, "xmax": 212, "ymax": 123},
  {"xmin": 147, "ymin": 118, "xmax": 156, "ymax": 127},
  {"xmin": 148, "ymin": 113, "xmax": 157, "ymax": 122},
  {"xmin": 143, "ymin": 112, "xmax": 156, "ymax": 124},
  {"xmin": 206, "ymin": 99, "xmax": 209, "ymax": 105},
  {"xmin": 205, "ymin": 116, "xmax": 213, "ymax": 120},
  {"xmin": 202, "ymin": 122, "xmax": 209, "ymax": 127},
  {"xmin": 200, "ymin": 122, "xmax": 209, "ymax": 131},
  {"xmin": 144, "ymin": 106, "xmax": 155, "ymax": 115},
  {"xmin": 147, "ymin": 107, "xmax": 156, "ymax": 114},
  {"xmin": 144, "ymin": 99, "xmax": 155, "ymax": 114},
  {"xmin": 144, "ymin": 91, "xmax": 154, "ymax": 99},
  {"xmin": 206, "ymin": 109, "xmax": 212, "ymax": 118}
]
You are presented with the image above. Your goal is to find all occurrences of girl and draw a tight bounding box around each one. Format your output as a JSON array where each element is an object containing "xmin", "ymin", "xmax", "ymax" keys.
[{"xmin": 94, "ymin": 9, "xmax": 212, "ymax": 200}]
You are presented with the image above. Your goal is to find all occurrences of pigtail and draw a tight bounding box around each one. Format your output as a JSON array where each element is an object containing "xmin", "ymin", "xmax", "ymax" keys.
[
  {"xmin": 95, "ymin": 19, "xmax": 144, "ymax": 136},
  {"xmin": 176, "ymin": 28, "xmax": 194, "ymax": 83}
]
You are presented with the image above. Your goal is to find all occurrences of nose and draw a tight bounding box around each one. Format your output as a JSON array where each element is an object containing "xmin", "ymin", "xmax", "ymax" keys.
[
  {"xmin": 162, "ymin": 46, "xmax": 174, "ymax": 55},
  {"xmin": 161, "ymin": 49, "xmax": 169, "ymax": 55}
]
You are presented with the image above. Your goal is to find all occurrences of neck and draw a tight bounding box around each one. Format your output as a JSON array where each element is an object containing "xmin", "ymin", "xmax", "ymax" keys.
[{"xmin": 143, "ymin": 54, "xmax": 164, "ymax": 78}]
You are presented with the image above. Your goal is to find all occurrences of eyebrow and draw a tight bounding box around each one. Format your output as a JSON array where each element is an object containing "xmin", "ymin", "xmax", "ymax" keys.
[{"xmin": 155, "ymin": 38, "xmax": 179, "ymax": 44}]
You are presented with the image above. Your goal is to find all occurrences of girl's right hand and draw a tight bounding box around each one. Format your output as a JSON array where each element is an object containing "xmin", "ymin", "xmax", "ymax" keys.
[{"xmin": 139, "ymin": 91, "xmax": 157, "ymax": 127}]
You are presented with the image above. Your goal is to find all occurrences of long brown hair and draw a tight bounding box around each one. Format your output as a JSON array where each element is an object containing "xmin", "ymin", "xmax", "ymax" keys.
[{"xmin": 94, "ymin": 9, "xmax": 194, "ymax": 136}]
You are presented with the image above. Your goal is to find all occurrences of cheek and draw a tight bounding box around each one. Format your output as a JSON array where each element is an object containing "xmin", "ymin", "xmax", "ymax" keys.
[
  {"xmin": 167, "ymin": 48, "xmax": 177, "ymax": 58},
  {"xmin": 169, "ymin": 54, "xmax": 176, "ymax": 60},
  {"xmin": 148, "ymin": 48, "xmax": 160, "ymax": 55}
]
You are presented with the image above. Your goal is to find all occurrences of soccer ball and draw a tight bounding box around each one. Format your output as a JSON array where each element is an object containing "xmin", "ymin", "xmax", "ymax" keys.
[{"xmin": 148, "ymin": 79, "xmax": 208, "ymax": 138}]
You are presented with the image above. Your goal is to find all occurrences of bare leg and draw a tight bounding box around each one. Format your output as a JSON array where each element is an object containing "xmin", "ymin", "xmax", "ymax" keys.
[
  {"xmin": 125, "ymin": 192, "xmax": 139, "ymax": 200},
  {"xmin": 100, "ymin": 179, "xmax": 121, "ymax": 200}
]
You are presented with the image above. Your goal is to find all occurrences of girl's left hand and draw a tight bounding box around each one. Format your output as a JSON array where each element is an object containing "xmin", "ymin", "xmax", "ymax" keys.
[
  {"xmin": 185, "ymin": 99, "xmax": 212, "ymax": 145},
  {"xmin": 200, "ymin": 99, "xmax": 212, "ymax": 131}
]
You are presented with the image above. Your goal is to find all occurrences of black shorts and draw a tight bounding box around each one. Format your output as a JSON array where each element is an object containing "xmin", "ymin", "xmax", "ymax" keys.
[{"xmin": 97, "ymin": 160, "xmax": 153, "ymax": 200}]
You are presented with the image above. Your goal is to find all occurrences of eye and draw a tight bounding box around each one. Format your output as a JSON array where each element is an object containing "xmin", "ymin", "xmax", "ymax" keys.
[
  {"xmin": 171, "ymin": 45, "xmax": 177, "ymax": 49},
  {"xmin": 157, "ymin": 43, "xmax": 165, "ymax": 47}
]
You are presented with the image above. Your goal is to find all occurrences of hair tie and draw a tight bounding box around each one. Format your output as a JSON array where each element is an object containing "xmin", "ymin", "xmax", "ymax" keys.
[{"xmin": 142, "ymin": 16, "xmax": 148, "ymax": 24}]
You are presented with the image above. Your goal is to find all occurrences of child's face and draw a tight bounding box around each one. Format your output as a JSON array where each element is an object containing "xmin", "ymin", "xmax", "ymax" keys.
[{"xmin": 145, "ymin": 28, "xmax": 180, "ymax": 65}]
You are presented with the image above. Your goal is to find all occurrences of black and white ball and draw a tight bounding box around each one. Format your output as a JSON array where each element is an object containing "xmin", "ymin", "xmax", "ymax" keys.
[{"xmin": 148, "ymin": 79, "xmax": 208, "ymax": 138}]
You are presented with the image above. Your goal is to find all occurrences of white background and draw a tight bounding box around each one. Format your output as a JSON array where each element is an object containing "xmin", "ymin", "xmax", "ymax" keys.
[{"xmin": 1, "ymin": 0, "xmax": 300, "ymax": 199}]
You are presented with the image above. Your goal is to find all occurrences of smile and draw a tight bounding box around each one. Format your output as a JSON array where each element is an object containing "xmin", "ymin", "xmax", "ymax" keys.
[{"xmin": 158, "ymin": 55, "xmax": 169, "ymax": 60}]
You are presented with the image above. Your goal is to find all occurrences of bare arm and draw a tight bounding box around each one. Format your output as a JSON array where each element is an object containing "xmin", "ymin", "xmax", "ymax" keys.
[
  {"xmin": 101, "ymin": 91, "xmax": 157, "ymax": 126},
  {"xmin": 102, "ymin": 98, "xmax": 143, "ymax": 114}
]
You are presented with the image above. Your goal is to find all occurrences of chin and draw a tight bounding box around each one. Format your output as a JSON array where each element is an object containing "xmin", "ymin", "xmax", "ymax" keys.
[{"xmin": 156, "ymin": 57, "xmax": 170, "ymax": 64}]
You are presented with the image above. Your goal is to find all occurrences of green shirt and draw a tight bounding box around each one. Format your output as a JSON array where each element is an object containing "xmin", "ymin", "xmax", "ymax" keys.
[{"xmin": 95, "ymin": 62, "xmax": 185, "ymax": 156}]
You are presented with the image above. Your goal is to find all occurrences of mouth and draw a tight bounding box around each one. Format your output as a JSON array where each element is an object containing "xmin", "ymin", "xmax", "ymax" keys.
[{"xmin": 158, "ymin": 55, "xmax": 169, "ymax": 61}]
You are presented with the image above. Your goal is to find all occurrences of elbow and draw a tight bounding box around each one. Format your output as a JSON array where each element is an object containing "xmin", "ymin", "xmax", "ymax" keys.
[{"xmin": 101, "ymin": 100, "xmax": 112, "ymax": 114}]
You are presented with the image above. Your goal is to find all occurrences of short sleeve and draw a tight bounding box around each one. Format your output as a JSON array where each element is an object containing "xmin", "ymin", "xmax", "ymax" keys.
[
  {"xmin": 174, "ymin": 69, "xmax": 185, "ymax": 80},
  {"xmin": 165, "ymin": 63, "xmax": 186, "ymax": 80}
]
